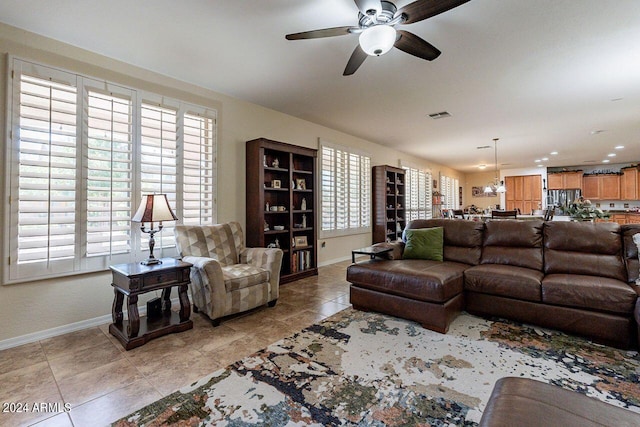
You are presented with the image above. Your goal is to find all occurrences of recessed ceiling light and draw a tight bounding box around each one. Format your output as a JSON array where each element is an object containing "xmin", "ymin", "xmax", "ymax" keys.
[
  {"xmin": 607, "ymin": 153, "xmax": 616, "ymax": 157},
  {"xmin": 603, "ymin": 159, "xmax": 610, "ymax": 163},
  {"xmin": 478, "ymin": 164, "xmax": 486, "ymax": 169},
  {"xmin": 590, "ymin": 130, "xmax": 606, "ymax": 135},
  {"xmin": 537, "ymin": 165, "xmax": 544, "ymax": 168},
  {"xmin": 541, "ymin": 157, "xmax": 549, "ymax": 161},
  {"xmin": 534, "ymin": 159, "xmax": 541, "ymax": 163},
  {"xmin": 615, "ymin": 145, "xmax": 624, "ymax": 150},
  {"xmin": 550, "ymin": 151, "xmax": 558, "ymax": 155}
]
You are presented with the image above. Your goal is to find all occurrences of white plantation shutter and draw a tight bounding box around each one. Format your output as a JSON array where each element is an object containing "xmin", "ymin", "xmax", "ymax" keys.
[
  {"xmin": 10, "ymin": 68, "xmax": 79, "ymax": 279},
  {"xmin": 403, "ymin": 165, "xmax": 432, "ymax": 220},
  {"xmin": 440, "ymin": 175, "xmax": 459, "ymax": 210},
  {"xmin": 321, "ymin": 146, "xmax": 336, "ymax": 232},
  {"xmin": 320, "ymin": 141, "xmax": 370, "ymax": 237},
  {"xmin": 6, "ymin": 58, "xmax": 218, "ymax": 284},
  {"xmin": 182, "ymin": 112, "xmax": 216, "ymax": 225},
  {"xmin": 86, "ymin": 88, "xmax": 133, "ymax": 258},
  {"xmin": 140, "ymin": 102, "xmax": 177, "ymax": 250}
]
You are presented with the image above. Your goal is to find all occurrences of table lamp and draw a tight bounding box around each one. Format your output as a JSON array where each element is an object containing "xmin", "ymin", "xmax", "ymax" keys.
[{"xmin": 132, "ymin": 194, "xmax": 178, "ymax": 265}]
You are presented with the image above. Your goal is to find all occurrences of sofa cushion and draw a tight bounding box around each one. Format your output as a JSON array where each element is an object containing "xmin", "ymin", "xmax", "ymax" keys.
[
  {"xmin": 542, "ymin": 274, "xmax": 637, "ymax": 314},
  {"xmin": 481, "ymin": 220, "xmax": 543, "ymax": 271},
  {"xmin": 464, "ymin": 264, "xmax": 543, "ymax": 302},
  {"xmin": 223, "ymin": 264, "xmax": 269, "ymax": 291},
  {"xmin": 405, "ymin": 219, "xmax": 484, "ymax": 265},
  {"xmin": 544, "ymin": 221, "xmax": 626, "ymax": 282},
  {"xmin": 403, "ymin": 227, "xmax": 444, "ymax": 261},
  {"xmin": 346, "ymin": 259, "xmax": 466, "ymax": 303}
]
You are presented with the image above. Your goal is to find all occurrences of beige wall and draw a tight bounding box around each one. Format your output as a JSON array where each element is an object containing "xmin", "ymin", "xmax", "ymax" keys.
[
  {"xmin": 0, "ymin": 23, "xmax": 464, "ymax": 344},
  {"xmin": 463, "ymin": 171, "xmax": 501, "ymax": 209}
]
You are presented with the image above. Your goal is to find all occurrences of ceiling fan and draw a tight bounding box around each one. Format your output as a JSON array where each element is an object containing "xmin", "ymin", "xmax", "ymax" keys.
[{"xmin": 285, "ymin": 0, "xmax": 471, "ymax": 76}]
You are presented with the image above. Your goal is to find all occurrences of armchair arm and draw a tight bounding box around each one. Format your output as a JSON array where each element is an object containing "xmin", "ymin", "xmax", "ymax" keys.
[
  {"xmin": 182, "ymin": 256, "xmax": 226, "ymax": 320},
  {"xmin": 240, "ymin": 247, "xmax": 283, "ymax": 301}
]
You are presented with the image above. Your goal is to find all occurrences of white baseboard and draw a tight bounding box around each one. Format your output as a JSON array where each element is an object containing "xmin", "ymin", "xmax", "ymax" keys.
[
  {"xmin": 318, "ymin": 254, "xmax": 352, "ymax": 267},
  {"xmin": 0, "ymin": 297, "xmax": 180, "ymax": 351}
]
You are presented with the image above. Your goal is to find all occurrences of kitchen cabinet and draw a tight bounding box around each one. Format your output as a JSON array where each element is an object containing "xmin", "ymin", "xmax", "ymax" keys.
[
  {"xmin": 547, "ymin": 171, "xmax": 582, "ymax": 189},
  {"xmin": 620, "ymin": 167, "xmax": 639, "ymax": 200},
  {"xmin": 582, "ymin": 174, "xmax": 620, "ymax": 200},
  {"xmin": 505, "ymin": 175, "xmax": 542, "ymax": 213}
]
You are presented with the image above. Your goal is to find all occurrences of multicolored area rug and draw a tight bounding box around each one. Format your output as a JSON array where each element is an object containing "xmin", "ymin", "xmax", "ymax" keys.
[{"xmin": 114, "ymin": 309, "xmax": 640, "ymax": 426}]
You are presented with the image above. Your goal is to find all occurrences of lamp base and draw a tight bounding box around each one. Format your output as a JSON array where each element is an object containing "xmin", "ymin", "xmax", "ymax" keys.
[{"xmin": 140, "ymin": 258, "xmax": 162, "ymax": 266}]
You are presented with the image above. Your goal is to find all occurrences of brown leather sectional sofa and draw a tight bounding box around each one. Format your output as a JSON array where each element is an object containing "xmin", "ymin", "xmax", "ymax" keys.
[{"xmin": 347, "ymin": 219, "xmax": 640, "ymax": 349}]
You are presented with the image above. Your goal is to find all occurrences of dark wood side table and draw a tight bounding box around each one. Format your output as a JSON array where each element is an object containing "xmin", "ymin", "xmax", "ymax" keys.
[
  {"xmin": 351, "ymin": 246, "xmax": 393, "ymax": 263},
  {"xmin": 109, "ymin": 258, "xmax": 193, "ymax": 350}
]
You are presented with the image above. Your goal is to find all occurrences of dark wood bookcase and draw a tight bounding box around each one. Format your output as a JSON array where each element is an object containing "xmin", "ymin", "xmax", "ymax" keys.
[
  {"xmin": 372, "ymin": 165, "xmax": 406, "ymax": 243},
  {"xmin": 246, "ymin": 138, "xmax": 318, "ymax": 283}
]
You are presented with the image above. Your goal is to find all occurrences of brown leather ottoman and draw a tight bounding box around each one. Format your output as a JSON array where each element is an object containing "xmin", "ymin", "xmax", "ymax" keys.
[
  {"xmin": 480, "ymin": 377, "xmax": 640, "ymax": 427},
  {"xmin": 347, "ymin": 259, "xmax": 466, "ymax": 333}
]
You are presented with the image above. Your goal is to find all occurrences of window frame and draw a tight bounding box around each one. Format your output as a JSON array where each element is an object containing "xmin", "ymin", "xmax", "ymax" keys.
[{"xmin": 4, "ymin": 57, "xmax": 217, "ymax": 285}]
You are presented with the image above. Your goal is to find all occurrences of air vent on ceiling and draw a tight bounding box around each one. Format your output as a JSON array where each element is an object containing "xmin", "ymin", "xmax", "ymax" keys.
[
  {"xmin": 476, "ymin": 145, "xmax": 491, "ymax": 149},
  {"xmin": 428, "ymin": 111, "xmax": 451, "ymax": 119}
]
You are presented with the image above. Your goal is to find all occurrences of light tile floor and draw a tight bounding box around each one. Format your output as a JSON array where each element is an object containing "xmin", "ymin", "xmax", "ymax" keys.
[{"xmin": 0, "ymin": 261, "xmax": 353, "ymax": 427}]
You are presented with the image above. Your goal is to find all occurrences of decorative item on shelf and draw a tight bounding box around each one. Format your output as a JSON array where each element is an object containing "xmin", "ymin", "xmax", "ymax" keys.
[
  {"xmin": 274, "ymin": 238, "xmax": 280, "ymax": 248},
  {"xmin": 302, "ymin": 214, "xmax": 307, "ymax": 228},
  {"xmin": 294, "ymin": 236, "xmax": 308, "ymax": 247},
  {"xmin": 263, "ymin": 155, "xmax": 268, "ymax": 167},
  {"xmin": 131, "ymin": 194, "xmax": 178, "ymax": 265},
  {"xmin": 278, "ymin": 205, "xmax": 286, "ymax": 211},
  {"xmin": 483, "ymin": 138, "xmax": 506, "ymax": 194},
  {"xmin": 292, "ymin": 238, "xmax": 296, "ymax": 248},
  {"xmin": 272, "ymin": 180, "xmax": 281, "ymax": 188},
  {"xmin": 274, "ymin": 225, "xmax": 285, "ymax": 230},
  {"xmin": 270, "ymin": 205, "xmax": 278, "ymax": 211},
  {"xmin": 264, "ymin": 220, "xmax": 270, "ymax": 231},
  {"xmin": 566, "ymin": 197, "xmax": 609, "ymax": 221},
  {"xmin": 296, "ymin": 178, "xmax": 306, "ymax": 190},
  {"xmin": 265, "ymin": 202, "xmax": 270, "ymax": 211},
  {"xmin": 301, "ymin": 198, "xmax": 307, "ymax": 210},
  {"xmin": 272, "ymin": 158, "xmax": 279, "ymax": 168},
  {"xmin": 432, "ymin": 191, "xmax": 442, "ymax": 205},
  {"xmin": 386, "ymin": 186, "xmax": 391, "ymax": 193}
]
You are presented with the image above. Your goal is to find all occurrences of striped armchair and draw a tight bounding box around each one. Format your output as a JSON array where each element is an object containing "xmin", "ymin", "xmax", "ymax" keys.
[{"xmin": 174, "ymin": 222, "xmax": 283, "ymax": 325}]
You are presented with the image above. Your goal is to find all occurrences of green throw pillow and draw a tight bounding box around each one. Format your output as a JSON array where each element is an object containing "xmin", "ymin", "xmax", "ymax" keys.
[{"xmin": 403, "ymin": 227, "xmax": 444, "ymax": 261}]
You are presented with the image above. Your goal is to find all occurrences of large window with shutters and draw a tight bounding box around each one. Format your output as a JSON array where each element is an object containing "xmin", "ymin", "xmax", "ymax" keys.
[
  {"xmin": 403, "ymin": 164, "xmax": 432, "ymax": 220},
  {"xmin": 320, "ymin": 140, "xmax": 371, "ymax": 237},
  {"xmin": 5, "ymin": 58, "xmax": 217, "ymax": 284},
  {"xmin": 440, "ymin": 175, "xmax": 460, "ymax": 210}
]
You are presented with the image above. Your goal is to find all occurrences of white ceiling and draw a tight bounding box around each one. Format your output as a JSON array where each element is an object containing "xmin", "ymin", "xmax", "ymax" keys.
[{"xmin": 1, "ymin": 0, "xmax": 639, "ymax": 173}]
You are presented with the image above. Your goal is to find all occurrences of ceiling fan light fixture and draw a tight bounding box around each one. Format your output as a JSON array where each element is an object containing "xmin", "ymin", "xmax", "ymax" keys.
[{"xmin": 359, "ymin": 25, "xmax": 396, "ymax": 56}]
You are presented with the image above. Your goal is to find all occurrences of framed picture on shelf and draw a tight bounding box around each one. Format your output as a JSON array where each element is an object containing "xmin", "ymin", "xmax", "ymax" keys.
[
  {"xmin": 272, "ymin": 179, "xmax": 281, "ymax": 188},
  {"xmin": 294, "ymin": 236, "xmax": 308, "ymax": 247},
  {"xmin": 295, "ymin": 178, "xmax": 306, "ymax": 190}
]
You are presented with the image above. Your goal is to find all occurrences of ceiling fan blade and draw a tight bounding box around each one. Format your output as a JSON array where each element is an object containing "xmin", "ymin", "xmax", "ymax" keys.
[
  {"xmin": 286, "ymin": 26, "xmax": 355, "ymax": 40},
  {"xmin": 394, "ymin": 30, "xmax": 441, "ymax": 61},
  {"xmin": 354, "ymin": 0, "xmax": 381, "ymax": 16},
  {"xmin": 396, "ymin": 0, "xmax": 470, "ymax": 25},
  {"xmin": 343, "ymin": 45, "xmax": 368, "ymax": 76}
]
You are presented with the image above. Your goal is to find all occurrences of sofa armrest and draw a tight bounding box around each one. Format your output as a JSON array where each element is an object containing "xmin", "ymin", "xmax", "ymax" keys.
[
  {"xmin": 182, "ymin": 256, "xmax": 226, "ymax": 320},
  {"xmin": 240, "ymin": 248, "xmax": 283, "ymax": 300},
  {"xmin": 372, "ymin": 241, "xmax": 405, "ymax": 260}
]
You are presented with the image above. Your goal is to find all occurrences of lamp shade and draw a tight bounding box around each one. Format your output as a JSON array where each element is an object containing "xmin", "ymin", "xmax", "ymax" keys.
[
  {"xmin": 359, "ymin": 25, "xmax": 396, "ymax": 56},
  {"xmin": 132, "ymin": 194, "xmax": 178, "ymax": 223}
]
